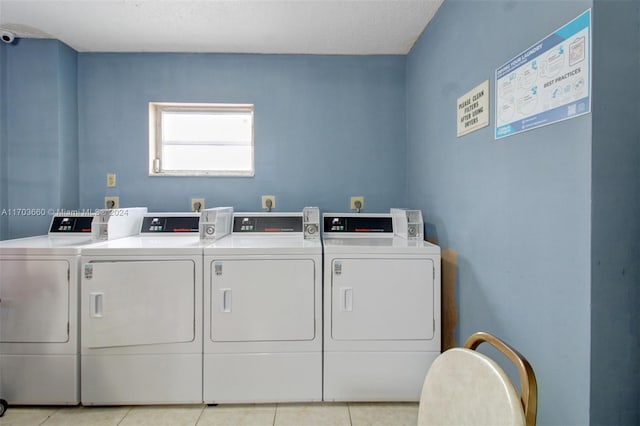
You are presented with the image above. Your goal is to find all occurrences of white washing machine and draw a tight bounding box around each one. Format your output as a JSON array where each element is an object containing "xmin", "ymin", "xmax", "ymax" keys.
[
  {"xmin": 79, "ymin": 208, "xmax": 232, "ymax": 405},
  {"xmin": 322, "ymin": 210, "xmax": 441, "ymax": 401},
  {"xmin": 0, "ymin": 208, "xmax": 147, "ymax": 405},
  {"xmin": 203, "ymin": 208, "xmax": 322, "ymax": 403}
]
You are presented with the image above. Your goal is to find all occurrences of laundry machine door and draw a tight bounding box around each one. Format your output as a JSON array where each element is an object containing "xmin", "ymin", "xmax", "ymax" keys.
[
  {"xmin": 210, "ymin": 258, "xmax": 316, "ymax": 342},
  {"xmin": 82, "ymin": 260, "xmax": 195, "ymax": 349},
  {"xmin": 331, "ymin": 257, "xmax": 435, "ymax": 341},
  {"xmin": 0, "ymin": 259, "xmax": 70, "ymax": 343}
]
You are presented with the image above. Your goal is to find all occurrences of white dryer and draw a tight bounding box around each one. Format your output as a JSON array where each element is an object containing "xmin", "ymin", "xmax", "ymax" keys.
[
  {"xmin": 322, "ymin": 210, "xmax": 441, "ymax": 401},
  {"xmin": 79, "ymin": 208, "xmax": 232, "ymax": 405},
  {"xmin": 0, "ymin": 208, "xmax": 146, "ymax": 405},
  {"xmin": 203, "ymin": 208, "xmax": 322, "ymax": 403}
]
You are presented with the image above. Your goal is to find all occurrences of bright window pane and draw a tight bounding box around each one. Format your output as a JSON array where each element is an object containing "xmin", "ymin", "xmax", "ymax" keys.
[
  {"xmin": 150, "ymin": 103, "xmax": 254, "ymax": 176},
  {"xmin": 162, "ymin": 111, "xmax": 252, "ymax": 145},
  {"xmin": 163, "ymin": 145, "xmax": 253, "ymax": 171}
]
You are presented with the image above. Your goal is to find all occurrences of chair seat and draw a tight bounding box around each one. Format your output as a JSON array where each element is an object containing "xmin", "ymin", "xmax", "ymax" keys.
[{"xmin": 418, "ymin": 347, "xmax": 526, "ymax": 426}]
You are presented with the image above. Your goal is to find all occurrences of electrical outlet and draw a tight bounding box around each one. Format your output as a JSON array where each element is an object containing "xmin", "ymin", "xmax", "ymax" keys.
[
  {"xmin": 261, "ymin": 195, "xmax": 276, "ymax": 211},
  {"xmin": 191, "ymin": 198, "xmax": 205, "ymax": 212},
  {"xmin": 350, "ymin": 196, "xmax": 365, "ymax": 211},
  {"xmin": 107, "ymin": 173, "xmax": 117, "ymax": 188},
  {"xmin": 105, "ymin": 196, "xmax": 119, "ymax": 209}
]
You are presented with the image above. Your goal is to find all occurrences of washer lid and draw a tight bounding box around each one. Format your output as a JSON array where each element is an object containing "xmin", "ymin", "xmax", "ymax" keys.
[
  {"xmin": 323, "ymin": 236, "xmax": 441, "ymax": 255},
  {"xmin": 204, "ymin": 234, "xmax": 321, "ymax": 255},
  {"xmin": 0, "ymin": 234, "xmax": 95, "ymax": 254},
  {"xmin": 80, "ymin": 234, "xmax": 206, "ymax": 255}
]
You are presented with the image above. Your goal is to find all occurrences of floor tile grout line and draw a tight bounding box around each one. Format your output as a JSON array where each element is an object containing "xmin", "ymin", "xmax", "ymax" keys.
[
  {"xmin": 115, "ymin": 405, "xmax": 133, "ymax": 426},
  {"xmin": 38, "ymin": 406, "xmax": 60, "ymax": 425},
  {"xmin": 14, "ymin": 401, "xmax": 417, "ymax": 426},
  {"xmin": 194, "ymin": 403, "xmax": 206, "ymax": 426}
]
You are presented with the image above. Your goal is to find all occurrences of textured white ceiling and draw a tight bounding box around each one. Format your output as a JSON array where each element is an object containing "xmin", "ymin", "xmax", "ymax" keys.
[{"xmin": 0, "ymin": 0, "xmax": 443, "ymax": 54}]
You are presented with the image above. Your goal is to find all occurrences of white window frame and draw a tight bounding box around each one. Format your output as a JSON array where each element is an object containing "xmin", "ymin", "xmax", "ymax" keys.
[{"xmin": 149, "ymin": 102, "xmax": 254, "ymax": 177}]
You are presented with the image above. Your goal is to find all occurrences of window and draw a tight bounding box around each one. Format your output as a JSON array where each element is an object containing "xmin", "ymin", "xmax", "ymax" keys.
[{"xmin": 149, "ymin": 102, "xmax": 254, "ymax": 176}]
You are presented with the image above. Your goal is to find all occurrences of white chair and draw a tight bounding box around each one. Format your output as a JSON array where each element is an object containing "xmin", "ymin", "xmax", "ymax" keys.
[{"xmin": 418, "ymin": 332, "xmax": 537, "ymax": 426}]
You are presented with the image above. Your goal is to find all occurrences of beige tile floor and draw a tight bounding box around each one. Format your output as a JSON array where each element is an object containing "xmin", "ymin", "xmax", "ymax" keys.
[{"xmin": 0, "ymin": 402, "xmax": 418, "ymax": 426}]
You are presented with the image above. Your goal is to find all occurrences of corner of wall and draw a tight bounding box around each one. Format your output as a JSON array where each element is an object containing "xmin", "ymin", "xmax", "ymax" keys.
[
  {"xmin": 56, "ymin": 41, "xmax": 80, "ymax": 210},
  {"xmin": 0, "ymin": 42, "xmax": 7, "ymax": 240},
  {"xmin": 590, "ymin": 1, "xmax": 640, "ymax": 423}
]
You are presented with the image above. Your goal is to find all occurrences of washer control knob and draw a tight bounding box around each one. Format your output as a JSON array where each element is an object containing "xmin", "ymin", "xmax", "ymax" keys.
[{"xmin": 306, "ymin": 224, "xmax": 318, "ymax": 235}]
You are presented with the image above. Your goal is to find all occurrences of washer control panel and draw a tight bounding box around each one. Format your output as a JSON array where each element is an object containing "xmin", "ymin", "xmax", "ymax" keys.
[
  {"xmin": 323, "ymin": 215, "xmax": 393, "ymax": 233},
  {"xmin": 233, "ymin": 215, "xmax": 303, "ymax": 233},
  {"xmin": 49, "ymin": 215, "xmax": 94, "ymax": 233},
  {"xmin": 141, "ymin": 216, "xmax": 200, "ymax": 233}
]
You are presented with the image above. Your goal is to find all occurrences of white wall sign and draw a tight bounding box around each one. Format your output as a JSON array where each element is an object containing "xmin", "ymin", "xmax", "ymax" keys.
[
  {"xmin": 495, "ymin": 9, "xmax": 591, "ymax": 139},
  {"xmin": 457, "ymin": 80, "xmax": 490, "ymax": 137}
]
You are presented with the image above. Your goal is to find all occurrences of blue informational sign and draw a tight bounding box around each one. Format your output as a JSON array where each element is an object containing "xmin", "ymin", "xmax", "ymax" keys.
[{"xmin": 495, "ymin": 9, "xmax": 591, "ymax": 139}]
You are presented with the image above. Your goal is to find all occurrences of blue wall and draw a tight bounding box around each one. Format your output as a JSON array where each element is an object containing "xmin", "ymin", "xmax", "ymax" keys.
[
  {"xmin": 406, "ymin": 1, "xmax": 592, "ymax": 424},
  {"xmin": 590, "ymin": 0, "xmax": 640, "ymax": 424},
  {"xmin": 78, "ymin": 54, "xmax": 407, "ymax": 213},
  {"xmin": 2, "ymin": 39, "xmax": 78, "ymax": 238},
  {"xmin": 0, "ymin": 42, "xmax": 7, "ymax": 240}
]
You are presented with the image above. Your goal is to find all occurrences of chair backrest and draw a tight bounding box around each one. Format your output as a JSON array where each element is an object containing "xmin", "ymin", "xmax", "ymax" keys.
[{"xmin": 418, "ymin": 332, "xmax": 537, "ymax": 426}]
